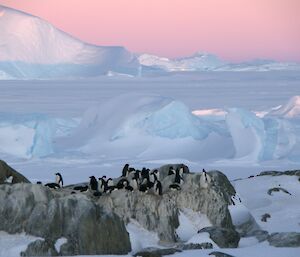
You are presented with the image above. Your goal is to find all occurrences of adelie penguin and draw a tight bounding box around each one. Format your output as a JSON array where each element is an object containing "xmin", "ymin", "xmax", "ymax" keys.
[
  {"xmin": 55, "ymin": 172, "xmax": 64, "ymax": 188},
  {"xmin": 89, "ymin": 176, "xmax": 98, "ymax": 191},
  {"xmin": 154, "ymin": 180, "xmax": 162, "ymax": 195},
  {"xmin": 174, "ymin": 169, "xmax": 184, "ymax": 185},
  {"xmin": 98, "ymin": 176, "xmax": 107, "ymax": 193},
  {"xmin": 168, "ymin": 166, "xmax": 176, "ymax": 175},
  {"xmin": 130, "ymin": 177, "xmax": 139, "ymax": 190},
  {"xmin": 122, "ymin": 164, "xmax": 129, "ymax": 177},
  {"xmin": 200, "ymin": 169, "xmax": 211, "ymax": 189},
  {"xmin": 149, "ymin": 170, "xmax": 158, "ymax": 183}
]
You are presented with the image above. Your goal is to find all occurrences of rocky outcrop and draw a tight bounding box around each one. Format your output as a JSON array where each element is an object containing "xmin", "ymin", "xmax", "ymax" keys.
[
  {"xmin": 268, "ymin": 232, "xmax": 300, "ymax": 247},
  {"xmin": 21, "ymin": 239, "xmax": 58, "ymax": 256},
  {"xmin": 0, "ymin": 160, "xmax": 30, "ymax": 184},
  {"xmin": 258, "ymin": 170, "xmax": 300, "ymax": 177},
  {"xmin": 0, "ymin": 183, "xmax": 131, "ymax": 255},
  {"xmin": 98, "ymin": 170, "xmax": 236, "ymax": 243},
  {"xmin": 198, "ymin": 226, "xmax": 240, "ymax": 248},
  {"xmin": 0, "ymin": 164, "xmax": 239, "ymax": 255}
]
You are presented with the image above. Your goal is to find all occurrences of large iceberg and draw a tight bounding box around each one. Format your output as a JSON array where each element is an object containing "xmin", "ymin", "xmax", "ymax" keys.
[{"xmin": 0, "ymin": 5, "xmax": 139, "ymax": 79}]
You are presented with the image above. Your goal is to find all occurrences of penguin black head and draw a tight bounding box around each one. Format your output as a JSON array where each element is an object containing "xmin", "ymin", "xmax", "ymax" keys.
[{"xmin": 168, "ymin": 166, "xmax": 175, "ymax": 175}]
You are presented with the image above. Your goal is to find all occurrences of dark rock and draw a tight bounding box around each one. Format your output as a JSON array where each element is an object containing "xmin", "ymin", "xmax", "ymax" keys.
[
  {"xmin": 20, "ymin": 239, "xmax": 58, "ymax": 256},
  {"xmin": 267, "ymin": 187, "xmax": 291, "ymax": 196},
  {"xmin": 258, "ymin": 171, "xmax": 283, "ymax": 176},
  {"xmin": 258, "ymin": 169, "xmax": 300, "ymax": 177},
  {"xmin": 0, "ymin": 160, "xmax": 30, "ymax": 184},
  {"xmin": 209, "ymin": 251, "xmax": 235, "ymax": 257},
  {"xmin": 233, "ymin": 214, "xmax": 261, "ymax": 238},
  {"xmin": 261, "ymin": 213, "xmax": 271, "ymax": 222},
  {"xmin": 198, "ymin": 226, "xmax": 240, "ymax": 248},
  {"xmin": 268, "ymin": 232, "xmax": 300, "ymax": 247},
  {"xmin": 133, "ymin": 247, "xmax": 182, "ymax": 257},
  {"xmin": 283, "ymin": 170, "xmax": 300, "ymax": 176},
  {"xmin": 182, "ymin": 242, "xmax": 213, "ymax": 250},
  {"xmin": 246, "ymin": 230, "xmax": 269, "ymax": 242}
]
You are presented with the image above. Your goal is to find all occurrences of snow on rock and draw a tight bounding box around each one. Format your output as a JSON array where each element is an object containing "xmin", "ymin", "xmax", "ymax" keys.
[
  {"xmin": 126, "ymin": 220, "xmax": 161, "ymax": 254},
  {"xmin": 54, "ymin": 237, "xmax": 68, "ymax": 253},
  {"xmin": 0, "ymin": 5, "xmax": 139, "ymax": 78},
  {"xmin": 176, "ymin": 208, "xmax": 212, "ymax": 241}
]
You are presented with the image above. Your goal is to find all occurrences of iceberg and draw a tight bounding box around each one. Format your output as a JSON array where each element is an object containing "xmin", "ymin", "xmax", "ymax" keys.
[{"xmin": 0, "ymin": 5, "xmax": 139, "ymax": 79}]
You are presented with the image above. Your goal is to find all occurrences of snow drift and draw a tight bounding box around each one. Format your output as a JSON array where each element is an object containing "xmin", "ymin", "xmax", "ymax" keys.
[
  {"xmin": 0, "ymin": 5, "xmax": 139, "ymax": 78},
  {"xmin": 60, "ymin": 93, "xmax": 234, "ymax": 160}
]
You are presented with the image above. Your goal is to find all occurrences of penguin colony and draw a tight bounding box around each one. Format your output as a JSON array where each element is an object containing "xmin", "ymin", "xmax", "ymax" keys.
[{"xmin": 34, "ymin": 165, "xmax": 213, "ymax": 198}]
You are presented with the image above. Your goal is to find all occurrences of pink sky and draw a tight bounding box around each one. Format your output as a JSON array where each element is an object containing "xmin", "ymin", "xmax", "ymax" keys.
[{"xmin": 1, "ymin": 0, "xmax": 300, "ymax": 62}]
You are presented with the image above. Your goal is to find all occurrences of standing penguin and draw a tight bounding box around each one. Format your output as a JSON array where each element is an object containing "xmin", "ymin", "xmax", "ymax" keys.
[
  {"xmin": 98, "ymin": 176, "xmax": 107, "ymax": 192},
  {"xmin": 122, "ymin": 164, "xmax": 129, "ymax": 177},
  {"xmin": 149, "ymin": 171, "xmax": 157, "ymax": 183},
  {"xmin": 200, "ymin": 169, "xmax": 211, "ymax": 189},
  {"xmin": 154, "ymin": 180, "xmax": 162, "ymax": 195},
  {"xmin": 89, "ymin": 176, "xmax": 98, "ymax": 191},
  {"xmin": 174, "ymin": 169, "xmax": 184, "ymax": 185},
  {"xmin": 130, "ymin": 177, "xmax": 139, "ymax": 190},
  {"xmin": 55, "ymin": 173, "xmax": 63, "ymax": 188}
]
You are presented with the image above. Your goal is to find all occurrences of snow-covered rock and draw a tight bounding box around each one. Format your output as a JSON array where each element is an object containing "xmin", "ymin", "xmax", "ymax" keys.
[{"xmin": 0, "ymin": 5, "xmax": 139, "ymax": 79}]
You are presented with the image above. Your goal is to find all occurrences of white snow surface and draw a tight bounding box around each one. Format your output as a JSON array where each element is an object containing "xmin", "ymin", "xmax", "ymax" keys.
[{"xmin": 0, "ymin": 231, "xmax": 41, "ymax": 257}]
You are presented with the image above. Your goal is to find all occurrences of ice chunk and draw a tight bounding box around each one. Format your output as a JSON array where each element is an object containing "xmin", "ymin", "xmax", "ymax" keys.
[
  {"xmin": 268, "ymin": 96, "xmax": 300, "ymax": 119},
  {"xmin": 226, "ymin": 108, "xmax": 297, "ymax": 161},
  {"xmin": 226, "ymin": 108, "xmax": 265, "ymax": 161}
]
